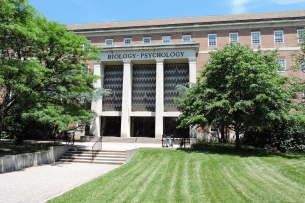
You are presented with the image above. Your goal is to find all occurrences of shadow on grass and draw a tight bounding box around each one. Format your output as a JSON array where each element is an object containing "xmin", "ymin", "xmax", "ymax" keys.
[{"xmin": 177, "ymin": 142, "xmax": 305, "ymax": 159}]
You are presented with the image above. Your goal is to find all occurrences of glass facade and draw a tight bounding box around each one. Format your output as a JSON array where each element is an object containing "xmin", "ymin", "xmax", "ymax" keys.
[
  {"xmin": 132, "ymin": 65, "xmax": 156, "ymax": 111},
  {"xmin": 164, "ymin": 64, "xmax": 189, "ymax": 112},
  {"xmin": 102, "ymin": 65, "xmax": 123, "ymax": 111}
]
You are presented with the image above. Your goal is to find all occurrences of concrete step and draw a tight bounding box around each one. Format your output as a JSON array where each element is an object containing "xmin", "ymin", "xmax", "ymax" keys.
[
  {"xmin": 64, "ymin": 151, "xmax": 126, "ymax": 156},
  {"xmin": 64, "ymin": 153, "xmax": 126, "ymax": 158},
  {"xmin": 90, "ymin": 136, "xmax": 161, "ymax": 144},
  {"xmin": 66, "ymin": 149, "xmax": 127, "ymax": 153},
  {"xmin": 58, "ymin": 150, "xmax": 127, "ymax": 165},
  {"xmin": 61, "ymin": 156, "xmax": 125, "ymax": 161},
  {"xmin": 58, "ymin": 159, "xmax": 124, "ymax": 165}
]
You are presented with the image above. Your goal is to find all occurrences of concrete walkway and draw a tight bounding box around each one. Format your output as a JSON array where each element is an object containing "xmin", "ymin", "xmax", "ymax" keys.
[
  {"xmin": 0, "ymin": 141, "xmax": 172, "ymax": 203},
  {"xmin": 0, "ymin": 162, "xmax": 119, "ymax": 203}
]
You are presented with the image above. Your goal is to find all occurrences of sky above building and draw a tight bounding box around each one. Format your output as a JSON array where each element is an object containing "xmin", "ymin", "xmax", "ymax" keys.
[{"xmin": 29, "ymin": 0, "xmax": 305, "ymax": 25}]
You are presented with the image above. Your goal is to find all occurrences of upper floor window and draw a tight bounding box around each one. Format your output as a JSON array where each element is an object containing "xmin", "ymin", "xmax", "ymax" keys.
[
  {"xmin": 182, "ymin": 35, "xmax": 191, "ymax": 42},
  {"xmin": 143, "ymin": 37, "xmax": 151, "ymax": 44},
  {"xmin": 162, "ymin": 36, "xmax": 171, "ymax": 43},
  {"xmin": 274, "ymin": 30, "xmax": 284, "ymax": 43},
  {"xmin": 124, "ymin": 38, "xmax": 132, "ymax": 44},
  {"xmin": 297, "ymin": 29, "xmax": 304, "ymax": 43},
  {"xmin": 82, "ymin": 65, "xmax": 90, "ymax": 74},
  {"xmin": 84, "ymin": 40, "xmax": 91, "ymax": 50},
  {"xmin": 251, "ymin": 32, "xmax": 261, "ymax": 44},
  {"xmin": 277, "ymin": 59, "xmax": 286, "ymax": 72},
  {"xmin": 105, "ymin": 39, "xmax": 113, "ymax": 45},
  {"xmin": 208, "ymin": 34, "xmax": 217, "ymax": 46},
  {"xmin": 229, "ymin": 33, "xmax": 239, "ymax": 44}
]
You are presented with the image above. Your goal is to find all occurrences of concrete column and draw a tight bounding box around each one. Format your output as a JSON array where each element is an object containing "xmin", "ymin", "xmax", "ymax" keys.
[
  {"xmin": 188, "ymin": 58, "xmax": 197, "ymax": 137},
  {"xmin": 120, "ymin": 60, "xmax": 132, "ymax": 137},
  {"xmin": 91, "ymin": 61, "xmax": 103, "ymax": 137},
  {"xmin": 155, "ymin": 59, "xmax": 164, "ymax": 139},
  {"xmin": 188, "ymin": 57, "xmax": 197, "ymax": 85}
]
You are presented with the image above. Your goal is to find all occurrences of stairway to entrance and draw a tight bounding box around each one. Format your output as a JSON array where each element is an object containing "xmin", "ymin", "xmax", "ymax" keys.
[
  {"xmin": 58, "ymin": 149, "xmax": 126, "ymax": 165},
  {"xmin": 91, "ymin": 136, "xmax": 161, "ymax": 144}
]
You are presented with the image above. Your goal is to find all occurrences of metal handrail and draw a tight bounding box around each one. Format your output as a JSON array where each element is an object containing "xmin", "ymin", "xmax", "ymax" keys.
[
  {"xmin": 92, "ymin": 136, "xmax": 102, "ymax": 161},
  {"xmin": 162, "ymin": 134, "xmax": 190, "ymax": 148}
]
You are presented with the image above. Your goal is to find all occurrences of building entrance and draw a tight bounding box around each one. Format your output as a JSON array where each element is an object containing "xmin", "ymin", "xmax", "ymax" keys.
[
  {"xmin": 101, "ymin": 116, "xmax": 121, "ymax": 136},
  {"xmin": 131, "ymin": 117, "xmax": 155, "ymax": 137},
  {"xmin": 163, "ymin": 117, "xmax": 189, "ymax": 137}
]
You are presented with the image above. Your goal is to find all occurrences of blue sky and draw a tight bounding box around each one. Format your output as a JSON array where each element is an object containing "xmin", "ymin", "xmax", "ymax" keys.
[{"xmin": 29, "ymin": 0, "xmax": 305, "ymax": 25}]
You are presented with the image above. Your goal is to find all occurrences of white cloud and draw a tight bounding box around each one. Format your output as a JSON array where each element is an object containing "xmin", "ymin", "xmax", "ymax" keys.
[
  {"xmin": 230, "ymin": 0, "xmax": 253, "ymax": 14},
  {"xmin": 274, "ymin": 0, "xmax": 305, "ymax": 4}
]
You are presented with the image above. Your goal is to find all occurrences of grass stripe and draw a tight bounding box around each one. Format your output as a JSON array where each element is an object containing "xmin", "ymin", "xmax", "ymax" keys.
[
  {"xmin": 131, "ymin": 155, "xmax": 169, "ymax": 203},
  {"xmin": 166, "ymin": 159, "xmax": 181, "ymax": 203},
  {"xmin": 111, "ymin": 152, "xmax": 161, "ymax": 203}
]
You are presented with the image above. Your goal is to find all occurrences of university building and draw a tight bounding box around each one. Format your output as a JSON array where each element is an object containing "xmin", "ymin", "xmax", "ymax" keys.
[{"xmin": 67, "ymin": 10, "xmax": 305, "ymax": 139}]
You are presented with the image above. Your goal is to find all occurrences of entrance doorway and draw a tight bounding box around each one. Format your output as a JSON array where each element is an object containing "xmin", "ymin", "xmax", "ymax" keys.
[
  {"xmin": 101, "ymin": 116, "xmax": 121, "ymax": 136},
  {"xmin": 163, "ymin": 117, "xmax": 189, "ymax": 137},
  {"xmin": 131, "ymin": 117, "xmax": 155, "ymax": 137}
]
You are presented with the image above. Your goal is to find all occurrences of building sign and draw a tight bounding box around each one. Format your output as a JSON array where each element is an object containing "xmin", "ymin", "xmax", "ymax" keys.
[
  {"xmin": 107, "ymin": 51, "xmax": 185, "ymax": 60},
  {"xmin": 101, "ymin": 49, "xmax": 196, "ymax": 61}
]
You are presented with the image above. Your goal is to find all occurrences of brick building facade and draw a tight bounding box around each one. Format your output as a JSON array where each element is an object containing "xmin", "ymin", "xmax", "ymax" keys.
[{"xmin": 68, "ymin": 10, "xmax": 305, "ymax": 139}]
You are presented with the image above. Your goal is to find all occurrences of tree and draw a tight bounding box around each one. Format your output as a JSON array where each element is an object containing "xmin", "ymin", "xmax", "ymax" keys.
[
  {"xmin": 176, "ymin": 43, "xmax": 300, "ymax": 149},
  {"xmin": 0, "ymin": 0, "xmax": 109, "ymax": 139}
]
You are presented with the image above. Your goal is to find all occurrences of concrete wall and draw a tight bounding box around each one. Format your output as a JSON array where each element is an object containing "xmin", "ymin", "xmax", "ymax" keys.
[
  {"xmin": 0, "ymin": 145, "xmax": 71, "ymax": 173},
  {"xmin": 125, "ymin": 148, "xmax": 139, "ymax": 163}
]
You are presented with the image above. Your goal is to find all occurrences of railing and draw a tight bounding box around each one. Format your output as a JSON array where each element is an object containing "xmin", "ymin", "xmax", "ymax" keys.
[
  {"xmin": 161, "ymin": 134, "xmax": 190, "ymax": 148},
  {"xmin": 92, "ymin": 136, "xmax": 102, "ymax": 161}
]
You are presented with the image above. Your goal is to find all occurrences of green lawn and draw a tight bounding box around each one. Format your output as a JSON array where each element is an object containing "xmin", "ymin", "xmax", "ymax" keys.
[{"xmin": 48, "ymin": 148, "xmax": 305, "ymax": 203}]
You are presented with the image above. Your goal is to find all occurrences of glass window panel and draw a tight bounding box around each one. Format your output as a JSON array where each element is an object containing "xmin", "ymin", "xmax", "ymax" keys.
[
  {"xmin": 208, "ymin": 34, "xmax": 217, "ymax": 46},
  {"xmin": 251, "ymin": 32, "xmax": 261, "ymax": 44}
]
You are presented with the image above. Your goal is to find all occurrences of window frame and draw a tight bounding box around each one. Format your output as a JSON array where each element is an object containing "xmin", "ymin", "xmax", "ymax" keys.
[
  {"xmin": 274, "ymin": 30, "xmax": 284, "ymax": 43},
  {"xmin": 297, "ymin": 29, "xmax": 304, "ymax": 43},
  {"xmin": 277, "ymin": 59, "xmax": 286, "ymax": 72},
  {"xmin": 208, "ymin": 34, "xmax": 217, "ymax": 46},
  {"xmin": 124, "ymin": 38, "xmax": 132, "ymax": 44},
  {"xmin": 300, "ymin": 59, "xmax": 305, "ymax": 72},
  {"xmin": 229, "ymin": 32, "xmax": 239, "ymax": 44},
  {"xmin": 162, "ymin": 36, "xmax": 171, "ymax": 43},
  {"xmin": 182, "ymin": 35, "xmax": 191, "ymax": 42},
  {"xmin": 83, "ymin": 40, "xmax": 91, "ymax": 50},
  {"xmin": 251, "ymin": 31, "xmax": 261, "ymax": 45},
  {"xmin": 210, "ymin": 125, "xmax": 218, "ymax": 132},
  {"xmin": 142, "ymin": 37, "xmax": 151, "ymax": 44},
  {"xmin": 105, "ymin": 39, "xmax": 113, "ymax": 45}
]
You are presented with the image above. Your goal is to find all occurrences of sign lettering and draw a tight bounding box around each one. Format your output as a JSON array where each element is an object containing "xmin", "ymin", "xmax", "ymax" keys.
[{"xmin": 107, "ymin": 51, "xmax": 185, "ymax": 60}]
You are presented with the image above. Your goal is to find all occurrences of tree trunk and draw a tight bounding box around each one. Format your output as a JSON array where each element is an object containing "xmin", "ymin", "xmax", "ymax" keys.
[
  {"xmin": 53, "ymin": 125, "xmax": 58, "ymax": 144},
  {"xmin": 0, "ymin": 114, "xmax": 4, "ymax": 140},
  {"xmin": 235, "ymin": 127, "xmax": 241, "ymax": 150},
  {"xmin": 220, "ymin": 124, "xmax": 225, "ymax": 143}
]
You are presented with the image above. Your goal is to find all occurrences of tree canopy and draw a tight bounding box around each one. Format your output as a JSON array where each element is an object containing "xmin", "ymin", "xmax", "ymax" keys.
[
  {"xmin": 0, "ymin": 0, "xmax": 108, "ymax": 138},
  {"xmin": 175, "ymin": 43, "xmax": 302, "ymax": 149}
]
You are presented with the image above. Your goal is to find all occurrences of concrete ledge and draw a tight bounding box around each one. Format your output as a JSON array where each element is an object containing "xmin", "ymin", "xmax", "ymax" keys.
[
  {"xmin": 0, "ymin": 145, "xmax": 71, "ymax": 173},
  {"xmin": 126, "ymin": 148, "xmax": 139, "ymax": 163}
]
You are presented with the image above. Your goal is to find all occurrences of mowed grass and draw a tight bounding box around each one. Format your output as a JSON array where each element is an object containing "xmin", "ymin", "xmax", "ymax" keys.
[{"xmin": 48, "ymin": 148, "xmax": 305, "ymax": 203}]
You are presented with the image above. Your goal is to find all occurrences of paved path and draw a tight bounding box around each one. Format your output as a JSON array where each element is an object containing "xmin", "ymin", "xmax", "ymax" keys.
[
  {"xmin": 0, "ymin": 141, "xmax": 182, "ymax": 203},
  {"xmin": 0, "ymin": 162, "xmax": 119, "ymax": 203}
]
